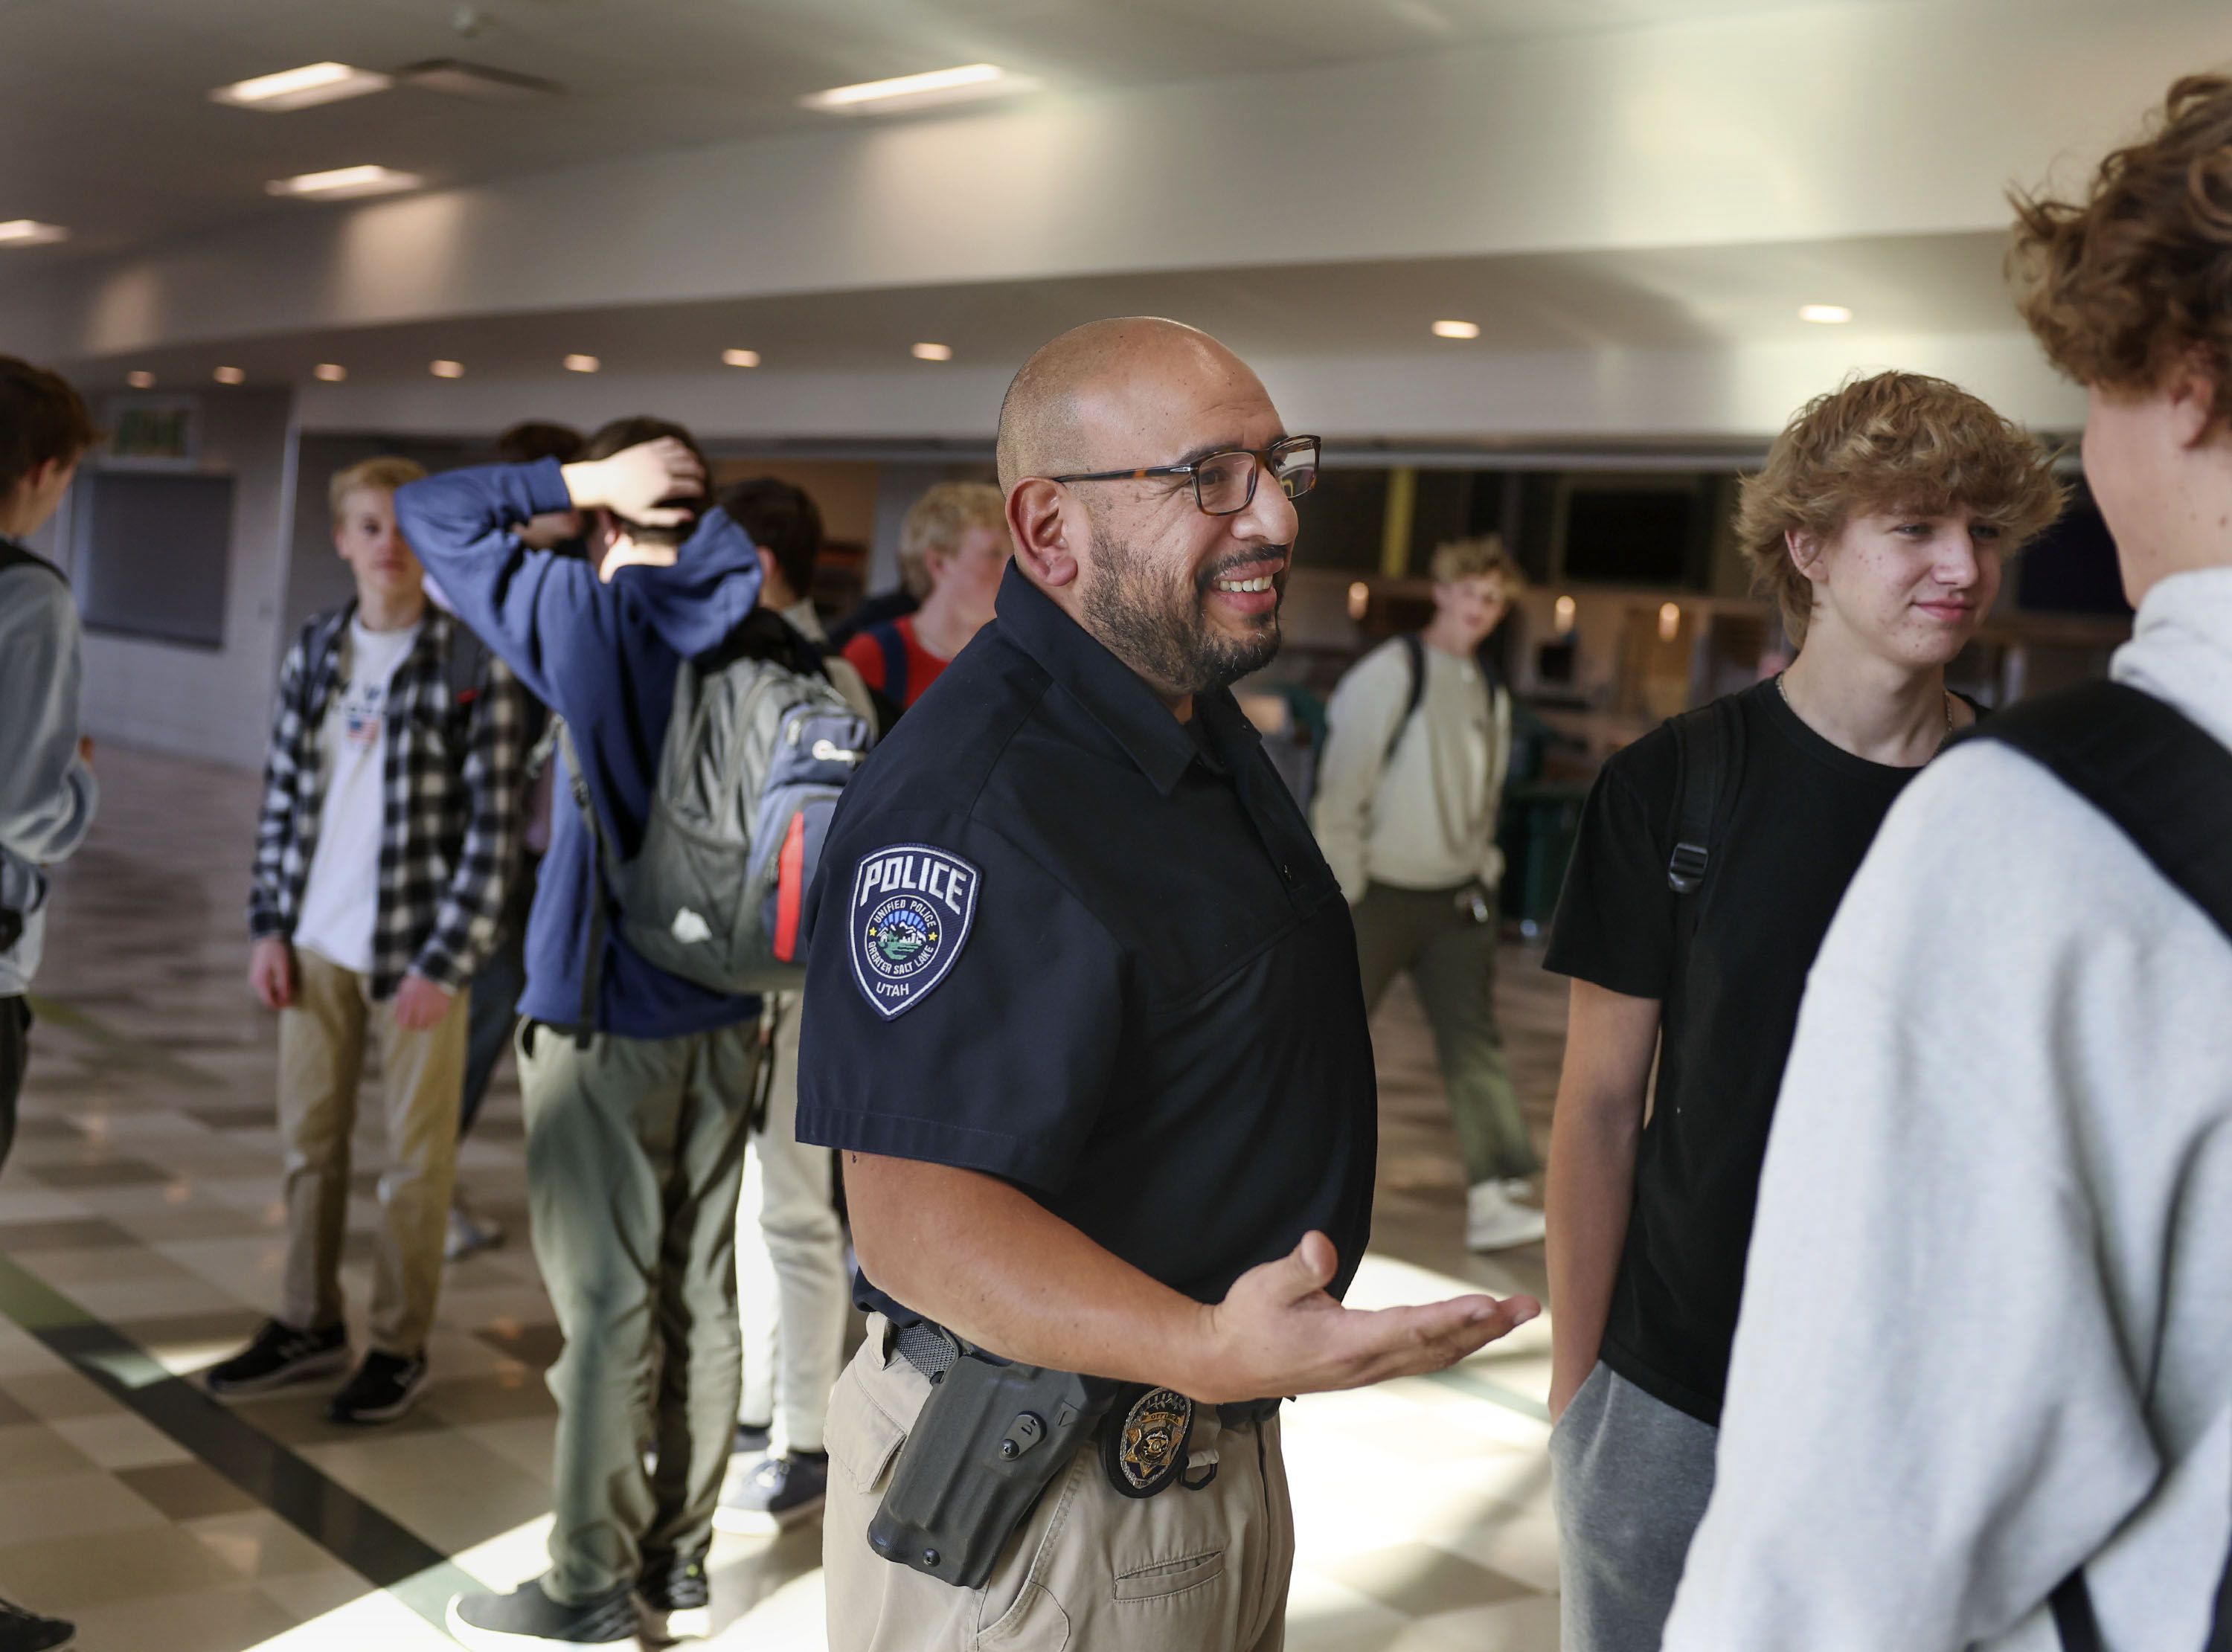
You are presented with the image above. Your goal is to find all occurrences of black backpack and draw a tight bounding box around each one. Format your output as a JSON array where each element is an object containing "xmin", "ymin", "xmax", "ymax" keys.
[
  {"xmin": 1385, "ymin": 632, "xmax": 1507, "ymax": 765},
  {"xmin": 0, "ymin": 543, "xmax": 67, "ymax": 955},
  {"xmin": 1958, "ymin": 681, "xmax": 2232, "ymax": 1652}
]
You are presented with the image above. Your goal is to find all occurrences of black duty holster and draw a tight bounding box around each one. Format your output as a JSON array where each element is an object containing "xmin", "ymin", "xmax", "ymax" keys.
[{"xmin": 868, "ymin": 1352, "xmax": 1117, "ymax": 1590}]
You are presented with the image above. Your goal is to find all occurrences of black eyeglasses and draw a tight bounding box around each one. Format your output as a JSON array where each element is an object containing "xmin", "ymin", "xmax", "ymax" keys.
[{"xmin": 1048, "ymin": 435, "xmax": 1320, "ymax": 517}]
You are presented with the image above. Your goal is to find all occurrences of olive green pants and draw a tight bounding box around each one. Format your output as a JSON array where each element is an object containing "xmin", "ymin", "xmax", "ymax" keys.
[
  {"xmin": 518, "ymin": 1017, "xmax": 760, "ymax": 1604},
  {"xmin": 1352, "ymin": 881, "xmax": 1538, "ymax": 1185}
]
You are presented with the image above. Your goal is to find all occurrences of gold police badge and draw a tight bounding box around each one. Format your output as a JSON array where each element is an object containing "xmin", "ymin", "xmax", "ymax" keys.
[{"xmin": 1102, "ymin": 1385, "xmax": 1195, "ymax": 1498}]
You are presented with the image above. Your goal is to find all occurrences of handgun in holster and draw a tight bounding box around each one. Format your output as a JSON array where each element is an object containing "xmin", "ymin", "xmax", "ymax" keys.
[{"xmin": 868, "ymin": 1351, "xmax": 1119, "ymax": 1590}]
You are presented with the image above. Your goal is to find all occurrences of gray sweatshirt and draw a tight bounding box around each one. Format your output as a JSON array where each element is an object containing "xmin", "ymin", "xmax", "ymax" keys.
[
  {"xmin": 1312, "ymin": 636, "xmax": 1512, "ymax": 904},
  {"xmin": 1664, "ymin": 566, "xmax": 2232, "ymax": 1651},
  {"xmin": 0, "ymin": 553, "xmax": 97, "ymax": 995}
]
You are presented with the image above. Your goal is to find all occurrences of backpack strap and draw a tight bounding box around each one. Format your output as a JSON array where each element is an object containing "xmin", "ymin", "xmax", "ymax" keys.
[
  {"xmin": 870, "ymin": 623, "xmax": 910, "ymax": 708},
  {"xmin": 552, "ymin": 720, "xmax": 630, "ymax": 1050},
  {"xmin": 1962, "ymin": 681, "xmax": 2232, "ymax": 1651},
  {"xmin": 1381, "ymin": 634, "xmax": 1428, "ymax": 766},
  {"xmin": 1665, "ymin": 695, "xmax": 1743, "ymax": 896},
  {"xmin": 1961, "ymin": 680, "xmax": 2232, "ymax": 945}
]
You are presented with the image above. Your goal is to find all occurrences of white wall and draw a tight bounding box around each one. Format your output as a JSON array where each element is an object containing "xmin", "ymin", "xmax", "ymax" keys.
[{"xmin": 65, "ymin": 388, "xmax": 300, "ymax": 768}]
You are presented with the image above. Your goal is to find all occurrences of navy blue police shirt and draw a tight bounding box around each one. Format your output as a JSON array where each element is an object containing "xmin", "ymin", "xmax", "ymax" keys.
[{"xmin": 795, "ymin": 562, "xmax": 1379, "ymax": 1331}]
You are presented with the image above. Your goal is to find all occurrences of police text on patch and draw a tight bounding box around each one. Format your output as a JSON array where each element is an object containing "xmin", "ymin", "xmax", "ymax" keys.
[{"xmin": 848, "ymin": 844, "xmax": 982, "ymax": 1020}]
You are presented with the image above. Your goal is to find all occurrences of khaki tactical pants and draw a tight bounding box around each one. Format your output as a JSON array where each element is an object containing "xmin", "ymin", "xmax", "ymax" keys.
[
  {"xmin": 1353, "ymin": 881, "xmax": 1538, "ymax": 1186},
  {"xmin": 519, "ymin": 1017, "xmax": 758, "ymax": 1605},
  {"xmin": 824, "ymin": 1317, "xmax": 1295, "ymax": 1652},
  {"xmin": 276, "ymin": 947, "xmax": 466, "ymax": 1356}
]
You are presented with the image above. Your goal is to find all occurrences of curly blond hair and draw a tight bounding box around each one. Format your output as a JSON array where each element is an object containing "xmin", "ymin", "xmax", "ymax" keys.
[
  {"xmin": 2011, "ymin": 75, "xmax": 2232, "ymax": 419},
  {"xmin": 1734, "ymin": 372, "xmax": 2065, "ymax": 644}
]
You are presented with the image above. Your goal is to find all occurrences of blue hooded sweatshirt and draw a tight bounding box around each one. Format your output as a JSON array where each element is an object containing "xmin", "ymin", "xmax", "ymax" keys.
[{"xmin": 395, "ymin": 459, "xmax": 761, "ymax": 1038}]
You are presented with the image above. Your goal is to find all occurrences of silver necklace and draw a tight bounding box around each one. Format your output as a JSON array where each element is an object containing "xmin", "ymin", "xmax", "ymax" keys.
[{"xmin": 1776, "ymin": 672, "xmax": 1955, "ymax": 744}]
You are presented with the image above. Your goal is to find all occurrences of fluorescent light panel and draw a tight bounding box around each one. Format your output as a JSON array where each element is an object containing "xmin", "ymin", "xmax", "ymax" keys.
[
  {"xmin": 722, "ymin": 348, "xmax": 761, "ymax": 368},
  {"xmin": 911, "ymin": 342, "xmax": 954, "ymax": 361},
  {"xmin": 1431, "ymin": 319, "xmax": 1481, "ymax": 339},
  {"xmin": 801, "ymin": 62, "xmax": 1033, "ymax": 115},
  {"xmin": 0, "ymin": 220, "xmax": 68, "ymax": 246},
  {"xmin": 563, "ymin": 355, "xmax": 600, "ymax": 373},
  {"xmin": 1799, "ymin": 303, "xmax": 1853, "ymax": 324},
  {"xmin": 214, "ymin": 367, "xmax": 246, "ymax": 385},
  {"xmin": 267, "ymin": 166, "xmax": 423, "ymax": 200},
  {"xmin": 213, "ymin": 62, "xmax": 392, "ymax": 112},
  {"xmin": 314, "ymin": 363, "xmax": 347, "ymax": 382},
  {"xmin": 430, "ymin": 359, "xmax": 465, "ymax": 379}
]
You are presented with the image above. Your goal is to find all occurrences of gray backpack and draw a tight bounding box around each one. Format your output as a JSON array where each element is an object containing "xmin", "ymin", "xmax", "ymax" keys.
[{"xmin": 557, "ymin": 626, "xmax": 873, "ymax": 1035}]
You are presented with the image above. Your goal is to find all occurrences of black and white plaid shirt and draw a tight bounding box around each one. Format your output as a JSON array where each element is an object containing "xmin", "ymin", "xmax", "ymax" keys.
[{"xmin": 248, "ymin": 603, "xmax": 527, "ymax": 999}]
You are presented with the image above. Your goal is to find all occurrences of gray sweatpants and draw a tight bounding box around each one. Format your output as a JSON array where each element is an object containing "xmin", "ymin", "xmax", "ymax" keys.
[{"xmin": 1549, "ymin": 1361, "xmax": 1719, "ymax": 1652}]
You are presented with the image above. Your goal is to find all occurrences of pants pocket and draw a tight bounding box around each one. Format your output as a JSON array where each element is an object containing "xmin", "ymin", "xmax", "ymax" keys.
[
  {"xmin": 824, "ymin": 1357, "xmax": 907, "ymax": 1498},
  {"xmin": 1112, "ymin": 1547, "xmax": 1225, "ymax": 1602}
]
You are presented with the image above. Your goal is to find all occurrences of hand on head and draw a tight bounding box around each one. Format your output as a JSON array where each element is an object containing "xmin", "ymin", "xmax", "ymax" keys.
[{"xmin": 564, "ymin": 437, "xmax": 705, "ymax": 528}]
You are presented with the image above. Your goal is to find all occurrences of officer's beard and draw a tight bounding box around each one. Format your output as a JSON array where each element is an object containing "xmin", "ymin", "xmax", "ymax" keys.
[{"xmin": 1081, "ymin": 524, "xmax": 1287, "ymax": 700}]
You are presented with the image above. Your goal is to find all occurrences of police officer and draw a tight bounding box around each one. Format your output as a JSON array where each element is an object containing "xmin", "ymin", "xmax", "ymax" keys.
[{"xmin": 798, "ymin": 317, "xmax": 1541, "ymax": 1651}]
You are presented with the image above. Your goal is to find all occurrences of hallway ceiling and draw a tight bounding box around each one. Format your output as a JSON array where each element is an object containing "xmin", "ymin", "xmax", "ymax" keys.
[
  {"xmin": 0, "ymin": 0, "xmax": 2198, "ymax": 259},
  {"xmin": 60, "ymin": 231, "xmax": 2027, "ymax": 392}
]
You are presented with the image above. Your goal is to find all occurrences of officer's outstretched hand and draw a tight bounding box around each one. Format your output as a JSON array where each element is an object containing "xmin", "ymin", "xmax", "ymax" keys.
[{"xmin": 1193, "ymin": 1230, "xmax": 1538, "ymax": 1404}]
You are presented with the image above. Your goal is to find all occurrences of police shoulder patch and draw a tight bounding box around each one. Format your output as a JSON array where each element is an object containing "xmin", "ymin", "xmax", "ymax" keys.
[{"xmin": 847, "ymin": 843, "xmax": 982, "ymax": 1021}]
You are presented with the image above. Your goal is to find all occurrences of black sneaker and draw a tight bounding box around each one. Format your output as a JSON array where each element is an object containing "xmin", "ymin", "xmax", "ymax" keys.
[
  {"xmin": 326, "ymin": 1350, "xmax": 428, "ymax": 1425},
  {"xmin": 634, "ymin": 1554, "xmax": 711, "ymax": 1644},
  {"xmin": 713, "ymin": 1450, "xmax": 827, "ymax": 1535},
  {"xmin": 446, "ymin": 1578, "xmax": 637, "ymax": 1651},
  {"xmin": 731, "ymin": 1419, "xmax": 771, "ymax": 1456},
  {"xmin": 0, "ymin": 1596, "xmax": 73, "ymax": 1652},
  {"xmin": 205, "ymin": 1320, "xmax": 348, "ymax": 1401}
]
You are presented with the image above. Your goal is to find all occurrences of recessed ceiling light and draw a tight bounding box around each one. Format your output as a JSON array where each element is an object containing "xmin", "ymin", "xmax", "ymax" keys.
[
  {"xmin": 214, "ymin": 367, "xmax": 246, "ymax": 385},
  {"xmin": 722, "ymin": 348, "xmax": 761, "ymax": 368},
  {"xmin": 430, "ymin": 359, "xmax": 465, "ymax": 379},
  {"xmin": 211, "ymin": 62, "xmax": 392, "ymax": 112},
  {"xmin": 267, "ymin": 166, "xmax": 424, "ymax": 201},
  {"xmin": 314, "ymin": 363, "xmax": 347, "ymax": 382},
  {"xmin": 911, "ymin": 342, "xmax": 954, "ymax": 362},
  {"xmin": 126, "ymin": 370, "xmax": 156, "ymax": 390},
  {"xmin": 0, "ymin": 220, "xmax": 68, "ymax": 247},
  {"xmin": 801, "ymin": 62, "xmax": 1036, "ymax": 115},
  {"xmin": 1799, "ymin": 303, "xmax": 1853, "ymax": 324},
  {"xmin": 563, "ymin": 354, "xmax": 600, "ymax": 374},
  {"xmin": 1431, "ymin": 319, "xmax": 1481, "ymax": 340}
]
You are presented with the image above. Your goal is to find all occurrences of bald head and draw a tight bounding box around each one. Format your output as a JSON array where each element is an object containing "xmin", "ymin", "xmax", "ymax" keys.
[{"xmin": 995, "ymin": 318, "xmax": 1265, "ymax": 489}]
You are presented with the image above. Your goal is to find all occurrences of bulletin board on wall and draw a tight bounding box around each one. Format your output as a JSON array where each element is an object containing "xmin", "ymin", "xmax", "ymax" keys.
[{"xmin": 71, "ymin": 469, "xmax": 235, "ymax": 650}]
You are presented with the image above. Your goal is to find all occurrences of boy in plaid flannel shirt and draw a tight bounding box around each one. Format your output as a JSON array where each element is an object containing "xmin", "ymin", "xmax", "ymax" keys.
[{"xmin": 208, "ymin": 457, "xmax": 527, "ymax": 1425}]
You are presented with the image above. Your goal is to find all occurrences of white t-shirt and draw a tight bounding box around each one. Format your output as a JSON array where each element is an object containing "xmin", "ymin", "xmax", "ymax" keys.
[{"xmin": 293, "ymin": 618, "xmax": 420, "ymax": 976}]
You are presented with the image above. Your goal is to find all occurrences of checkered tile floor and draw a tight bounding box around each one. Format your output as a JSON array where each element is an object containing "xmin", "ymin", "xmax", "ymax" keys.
[{"xmin": 0, "ymin": 745, "xmax": 1562, "ymax": 1650}]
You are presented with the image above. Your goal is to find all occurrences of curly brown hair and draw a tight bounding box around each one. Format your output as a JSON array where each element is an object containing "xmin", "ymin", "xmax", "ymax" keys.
[
  {"xmin": 2010, "ymin": 74, "xmax": 2232, "ymax": 413},
  {"xmin": 1734, "ymin": 371, "xmax": 2065, "ymax": 644}
]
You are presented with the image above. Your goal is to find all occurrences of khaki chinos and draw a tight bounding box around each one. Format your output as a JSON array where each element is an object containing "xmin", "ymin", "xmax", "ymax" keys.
[
  {"xmin": 276, "ymin": 947, "xmax": 467, "ymax": 1355},
  {"xmin": 823, "ymin": 1318, "xmax": 1296, "ymax": 1652},
  {"xmin": 517, "ymin": 1017, "xmax": 760, "ymax": 1604}
]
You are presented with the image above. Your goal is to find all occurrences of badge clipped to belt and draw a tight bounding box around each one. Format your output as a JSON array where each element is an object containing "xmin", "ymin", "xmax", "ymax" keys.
[{"xmin": 1101, "ymin": 1384, "xmax": 1208, "ymax": 1497}]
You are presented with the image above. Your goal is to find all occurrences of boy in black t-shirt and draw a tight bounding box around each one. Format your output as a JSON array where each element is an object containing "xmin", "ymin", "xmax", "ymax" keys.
[{"xmin": 1539, "ymin": 371, "xmax": 2063, "ymax": 1652}]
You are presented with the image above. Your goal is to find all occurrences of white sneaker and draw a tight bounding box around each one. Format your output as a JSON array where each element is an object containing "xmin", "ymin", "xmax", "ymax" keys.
[
  {"xmin": 1466, "ymin": 1180, "xmax": 1546, "ymax": 1252},
  {"xmin": 445, "ymin": 1201, "xmax": 504, "ymax": 1264}
]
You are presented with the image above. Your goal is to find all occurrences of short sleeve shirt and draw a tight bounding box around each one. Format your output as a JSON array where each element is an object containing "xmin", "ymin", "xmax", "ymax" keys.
[
  {"xmin": 798, "ymin": 563, "xmax": 1379, "ymax": 1326},
  {"xmin": 1543, "ymin": 680, "xmax": 1940, "ymax": 1424}
]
